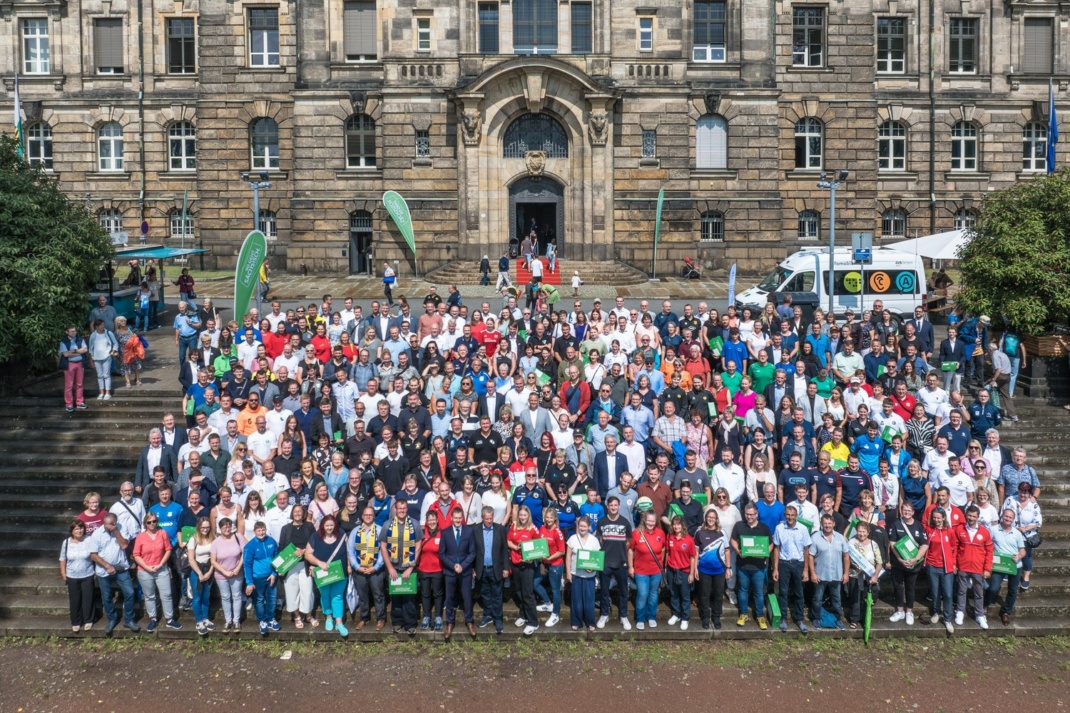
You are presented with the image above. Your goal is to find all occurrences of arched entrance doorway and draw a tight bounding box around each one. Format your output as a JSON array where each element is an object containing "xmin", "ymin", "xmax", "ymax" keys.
[{"xmin": 510, "ymin": 176, "xmax": 564, "ymax": 257}]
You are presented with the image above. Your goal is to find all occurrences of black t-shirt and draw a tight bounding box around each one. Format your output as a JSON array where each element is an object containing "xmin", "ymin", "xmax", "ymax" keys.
[
  {"xmin": 731, "ymin": 520, "xmax": 773, "ymax": 571},
  {"xmin": 272, "ymin": 454, "xmax": 302, "ymax": 479},
  {"xmin": 777, "ymin": 467, "xmax": 816, "ymax": 502},
  {"xmin": 543, "ymin": 464, "xmax": 576, "ymax": 498},
  {"xmin": 470, "ymin": 430, "xmax": 504, "ymax": 464},
  {"xmin": 596, "ymin": 515, "xmax": 633, "ymax": 569},
  {"xmin": 888, "ymin": 517, "xmax": 928, "ymax": 571}
]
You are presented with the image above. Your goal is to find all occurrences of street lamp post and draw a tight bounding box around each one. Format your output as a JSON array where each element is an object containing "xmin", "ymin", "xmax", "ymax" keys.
[
  {"xmin": 816, "ymin": 170, "xmax": 849, "ymax": 316},
  {"xmin": 242, "ymin": 171, "xmax": 271, "ymax": 315}
]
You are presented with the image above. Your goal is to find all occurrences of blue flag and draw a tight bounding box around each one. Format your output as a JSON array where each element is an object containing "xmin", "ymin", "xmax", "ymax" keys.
[{"xmin": 1048, "ymin": 78, "xmax": 1058, "ymax": 175}]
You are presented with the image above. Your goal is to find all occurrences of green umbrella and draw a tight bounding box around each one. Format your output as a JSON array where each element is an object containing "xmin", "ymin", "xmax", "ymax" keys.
[{"xmin": 863, "ymin": 590, "xmax": 873, "ymax": 644}]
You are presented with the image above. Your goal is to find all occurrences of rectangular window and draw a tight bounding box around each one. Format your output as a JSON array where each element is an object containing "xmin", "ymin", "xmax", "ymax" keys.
[
  {"xmin": 22, "ymin": 19, "xmax": 50, "ymax": 75},
  {"xmin": 642, "ymin": 129, "xmax": 657, "ymax": 159},
  {"xmin": 791, "ymin": 7, "xmax": 824, "ymax": 67},
  {"xmin": 949, "ymin": 18, "xmax": 977, "ymax": 74},
  {"xmin": 343, "ymin": 1, "xmax": 377, "ymax": 61},
  {"xmin": 416, "ymin": 17, "xmax": 431, "ymax": 51},
  {"xmin": 94, "ymin": 18, "xmax": 124, "ymax": 74},
  {"xmin": 693, "ymin": 1, "xmax": 726, "ymax": 62},
  {"xmin": 478, "ymin": 3, "xmax": 500, "ymax": 55},
  {"xmin": 876, "ymin": 17, "xmax": 905, "ymax": 74},
  {"xmin": 1023, "ymin": 17, "xmax": 1053, "ymax": 74},
  {"xmin": 248, "ymin": 8, "xmax": 280, "ymax": 67},
  {"xmin": 166, "ymin": 18, "xmax": 196, "ymax": 74},
  {"xmin": 638, "ymin": 17, "xmax": 654, "ymax": 52},
  {"xmin": 514, "ymin": 0, "xmax": 558, "ymax": 54},
  {"xmin": 571, "ymin": 3, "xmax": 592, "ymax": 55},
  {"xmin": 415, "ymin": 129, "xmax": 430, "ymax": 158}
]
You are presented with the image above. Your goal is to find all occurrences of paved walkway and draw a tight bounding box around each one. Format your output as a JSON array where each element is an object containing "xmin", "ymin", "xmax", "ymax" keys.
[{"xmin": 198, "ymin": 274, "xmax": 732, "ymax": 301}]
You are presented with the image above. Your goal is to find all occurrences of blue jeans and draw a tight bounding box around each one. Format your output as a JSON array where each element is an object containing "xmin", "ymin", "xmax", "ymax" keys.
[
  {"xmin": 1023, "ymin": 541, "xmax": 1034, "ymax": 572},
  {"xmin": 986, "ymin": 570, "xmax": 1021, "ymax": 615},
  {"xmin": 190, "ymin": 570, "xmax": 212, "ymax": 623},
  {"xmin": 1008, "ymin": 356, "xmax": 1021, "ymax": 396},
  {"xmin": 252, "ymin": 577, "xmax": 277, "ymax": 622},
  {"xmin": 316, "ymin": 578, "xmax": 344, "ymax": 620},
  {"xmin": 533, "ymin": 563, "xmax": 563, "ymax": 615},
  {"xmin": 570, "ymin": 575, "xmax": 597, "ymax": 628},
  {"xmin": 667, "ymin": 568, "xmax": 692, "ymax": 620},
  {"xmin": 178, "ymin": 333, "xmax": 198, "ymax": 364},
  {"xmin": 736, "ymin": 566, "xmax": 766, "ymax": 618},
  {"xmin": 812, "ymin": 578, "xmax": 843, "ymax": 621},
  {"xmin": 634, "ymin": 573, "xmax": 661, "ymax": 622},
  {"xmin": 928, "ymin": 566, "xmax": 954, "ymax": 621},
  {"xmin": 97, "ymin": 569, "xmax": 136, "ymax": 624}
]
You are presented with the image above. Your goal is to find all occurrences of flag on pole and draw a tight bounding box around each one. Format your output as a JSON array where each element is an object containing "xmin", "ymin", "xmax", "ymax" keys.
[
  {"xmin": 12, "ymin": 74, "xmax": 24, "ymax": 160},
  {"xmin": 1048, "ymin": 78, "xmax": 1058, "ymax": 175},
  {"xmin": 727, "ymin": 262, "xmax": 737, "ymax": 308},
  {"xmin": 652, "ymin": 187, "xmax": 664, "ymax": 278}
]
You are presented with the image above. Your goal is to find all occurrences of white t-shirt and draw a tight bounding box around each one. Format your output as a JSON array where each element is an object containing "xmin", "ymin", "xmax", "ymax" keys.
[
  {"xmin": 358, "ymin": 393, "xmax": 388, "ymax": 415},
  {"xmin": 922, "ymin": 450, "xmax": 951, "ymax": 486},
  {"xmin": 265, "ymin": 408, "xmax": 293, "ymax": 439},
  {"xmin": 247, "ymin": 430, "xmax": 276, "ymax": 463},
  {"xmin": 916, "ymin": 386, "xmax": 949, "ymax": 415},
  {"xmin": 273, "ymin": 353, "xmax": 300, "ymax": 376},
  {"xmin": 940, "ymin": 472, "xmax": 976, "ymax": 507},
  {"xmin": 711, "ymin": 463, "xmax": 747, "ymax": 504},
  {"xmin": 482, "ymin": 490, "xmax": 510, "ymax": 525},
  {"xmin": 530, "ymin": 259, "xmax": 544, "ymax": 278},
  {"xmin": 265, "ymin": 312, "xmax": 287, "ymax": 331}
]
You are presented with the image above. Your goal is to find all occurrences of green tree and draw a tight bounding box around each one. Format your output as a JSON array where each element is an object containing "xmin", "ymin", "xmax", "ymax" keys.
[
  {"xmin": 957, "ymin": 168, "xmax": 1070, "ymax": 334},
  {"xmin": 0, "ymin": 136, "xmax": 114, "ymax": 367}
]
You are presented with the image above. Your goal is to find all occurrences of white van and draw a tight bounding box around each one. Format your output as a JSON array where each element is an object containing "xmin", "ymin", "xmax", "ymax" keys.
[{"xmin": 736, "ymin": 247, "xmax": 927, "ymax": 318}]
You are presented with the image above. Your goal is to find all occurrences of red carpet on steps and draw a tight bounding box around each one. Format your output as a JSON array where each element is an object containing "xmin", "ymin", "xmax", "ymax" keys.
[{"xmin": 515, "ymin": 258, "xmax": 562, "ymax": 286}]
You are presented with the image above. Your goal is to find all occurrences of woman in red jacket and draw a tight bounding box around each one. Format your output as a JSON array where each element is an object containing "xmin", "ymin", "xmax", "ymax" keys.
[
  {"xmin": 417, "ymin": 510, "xmax": 444, "ymax": 631},
  {"xmin": 534, "ymin": 507, "xmax": 566, "ymax": 628},
  {"xmin": 310, "ymin": 323, "xmax": 332, "ymax": 363},
  {"xmin": 628, "ymin": 510, "xmax": 667, "ymax": 630},
  {"xmin": 953, "ymin": 505, "xmax": 993, "ymax": 631},
  {"xmin": 925, "ymin": 507, "xmax": 958, "ymax": 633},
  {"xmin": 507, "ymin": 505, "xmax": 541, "ymax": 635}
]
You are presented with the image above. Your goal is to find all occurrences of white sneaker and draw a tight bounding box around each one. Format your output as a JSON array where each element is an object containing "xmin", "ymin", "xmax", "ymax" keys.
[
  {"xmin": 954, "ymin": 611, "xmax": 964, "ymax": 626},
  {"xmin": 97, "ymin": 393, "xmax": 104, "ymax": 400},
  {"xmin": 621, "ymin": 617, "xmax": 632, "ymax": 631},
  {"xmin": 727, "ymin": 591, "xmax": 737, "ymax": 605},
  {"xmin": 514, "ymin": 618, "xmax": 526, "ymax": 628},
  {"xmin": 523, "ymin": 624, "xmax": 537, "ymax": 636},
  {"xmin": 596, "ymin": 615, "xmax": 608, "ymax": 629},
  {"xmin": 906, "ymin": 612, "xmax": 915, "ymax": 626},
  {"xmin": 945, "ymin": 621, "xmax": 955, "ymax": 634},
  {"xmin": 647, "ymin": 619, "xmax": 657, "ymax": 628},
  {"xmin": 636, "ymin": 622, "xmax": 645, "ymax": 630},
  {"xmin": 536, "ymin": 603, "xmax": 553, "ymax": 613},
  {"xmin": 103, "ymin": 393, "xmax": 112, "ymax": 400},
  {"xmin": 930, "ymin": 614, "xmax": 941, "ymax": 625},
  {"xmin": 545, "ymin": 614, "xmax": 559, "ymax": 628},
  {"xmin": 667, "ymin": 615, "xmax": 680, "ymax": 626},
  {"xmin": 680, "ymin": 621, "xmax": 689, "ymax": 631},
  {"xmin": 889, "ymin": 611, "xmax": 905, "ymax": 623},
  {"xmin": 977, "ymin": 615, "xmax": 988, "ymax": 630}
]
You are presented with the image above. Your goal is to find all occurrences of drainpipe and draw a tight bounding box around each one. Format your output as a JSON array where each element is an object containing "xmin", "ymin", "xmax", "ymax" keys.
[
  {"xmin": 137, "ymin": 0, "xmax": 146, "ymax": 233},
  {"xmin": 928, "ymin": 0, "xmax": 936, "ymax": 234}
]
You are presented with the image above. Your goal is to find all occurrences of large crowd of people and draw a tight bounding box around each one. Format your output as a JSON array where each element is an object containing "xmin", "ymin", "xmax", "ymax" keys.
[{"xmin": 60, "ymin": 288, "xmax": 1043, "ymax": 638}]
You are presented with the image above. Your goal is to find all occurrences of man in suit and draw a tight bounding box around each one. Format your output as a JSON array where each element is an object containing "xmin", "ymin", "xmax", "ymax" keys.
[
  {"xmin": 473, "ymin": 505, "xmax": 510, "ymax": 634},
  {"xmin": 135, "ymin": 428, "xmax": 178, "ymax": 495},
  {"xmin": 516, "ymin": 392, "xmax": 553, "ymax": 444},
  {"xmin": 477, "ymin": 379, "xmax": 505, "ymax": 422},
  {"xmin": 938, "ymin": 326, "xmax": 967, "ymax": 393},
  {"xmin": 907, "ymin": 305, "xmax": 935, "ymax": 358},
  {"xmin": 160, "ymin": 413, "xmax": 188, "ymax": 451},
  {"xmin": 593, "ymin": 435, "xmax": 628, "ymax": 498},
  {"xmin": 372, "ymin": 308, "xmax": 401, "ymax": 342},
  {"xmin": 310, "ymin": 397, "xmax": 345, "ymax": 449},
  {"xmin": 763, "ymin": 368, "xmax": 794, "ymax": 413},
  {"xmin": 439, "ymin": 508, "xmax": 477, "ymax": 639}
]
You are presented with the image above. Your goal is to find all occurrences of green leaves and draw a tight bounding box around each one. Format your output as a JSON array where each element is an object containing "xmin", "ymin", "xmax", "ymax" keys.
[
  {"xmin": 958, "ymin": 168, "xmax": 1070, "ymax": 334},
  {"xmin": 0, "ymin": 137, "xmax": 114, "ymax": 368}
]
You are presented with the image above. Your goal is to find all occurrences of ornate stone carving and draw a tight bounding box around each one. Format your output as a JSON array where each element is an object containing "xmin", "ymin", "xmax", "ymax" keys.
[
  {"xmin": 461, "ymin": 110, "xmax": 482, "ymax": 146},
  {"xmin": 349, "ymin": 90, "xmax": 367, "ymax": 116},
  {"xmin": 703, "ymin": 92, "xmax": 721, "ymax": 116},
  {"xmin": 588, "ymin": 111, "xmax": 608, "ymax": 145},
  {"xmin": 524, "ymin": 150, "xmax": 546, "ymax": 177}
]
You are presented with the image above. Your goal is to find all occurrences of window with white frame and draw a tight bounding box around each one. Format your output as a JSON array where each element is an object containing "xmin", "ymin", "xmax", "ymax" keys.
[
  {"xmin": 416, "ymin": 17, "xmax": 431, "ymax": 51},
  {"xmin": 98, "ymin": 122, "xmax": 124, "ymax": 171},
  {"xmin": 876, "ymin": 17, "xmax": 905, "ymax": 74},
  {"xmin": 94, "ymin": 18, "xmax": 124, "ymax": 74},
  {"xmin": 26, "ymin": 122, "xmax": 52, "ymax": 169},
  {"xmin": 878, "ymin": 121, "xmax": 906, "ymax": 171},
  {"xmin": 167, "ymin": 18, "xmax": 197, "ymax": 74},
  {"xmin": 346, "ymin": 114, "xmax": 376, "ymax": 168},
  {"xmin": 696, "ymin": 115, "xmax": 728, "ymax": 169},
  {"xmin": 638, "ymin": 17, "xmax": 654, "ymax": 52},
  {"xmin": 794, "ymin": 117, "xmax": 823, "ymax": 169},
  {"xmin": 792, "ymin": 8, "xmax": 824, "ymax": 67},
  {"xmin": 258, "ymin": 210, "xmax": 278, "ymax": 239},
  {"xmin": 99, "ymin": 209, "xmax": 123, "ymax": 235},
  {"xmin": 950, "ymin": 121, "xmax": 978, "ymax": 171},
  {"xmin": 250, "ymin": 118, "xmax": 279, "ymax": 170},
  {"xmin": 693, "ymin": 1, "xmax": 726, "ymax": 62},
  {"xmin": 798, "ymin": 210, "xmax": 820, "ymax": 240},
  {"xmin": 168, "ymin": 121, "xmax": 196, "ymax": 171},
  {"xmin": 169, "ymin": 211, "xmax": 195, "ymax": 239},
  {"xmin": 949, "ymin": 18, "xmax": 977, "ymax": 74},
  {"xmin": 700, "ymin": 211, "xmax": 724, "ymax": 242},
  {"xmin": 881, "ymin": 208, "xmax": 906, "ymax": 238},
  {"xmin": 248, "ymin": 8, "xmax": 280, "ymax": 67},
  {"xmin": 22, "ymin": 19, "xmax": 50, "ymax": 74},
  {"xmin": 954, "ymin": 207, "xmax": 976, "ymax": 231},
  {"xmin": 1022, "ymin": 122, "xmax": 1047, "ymax": 172}
]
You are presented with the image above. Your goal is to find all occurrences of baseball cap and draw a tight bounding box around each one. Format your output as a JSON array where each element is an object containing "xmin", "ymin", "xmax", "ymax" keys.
[
  {"xmin": 980, "ymin": 315, "xmax": 992, "ymax": 325},
  {"xmin": 272, "ymin": 394, "xmax": 283, "ymax": 404}
]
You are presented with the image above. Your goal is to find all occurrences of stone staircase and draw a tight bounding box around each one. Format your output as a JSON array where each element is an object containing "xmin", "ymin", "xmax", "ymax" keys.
[
  {"xmin": 1, "ymin": 369, "xmax": 1069, "ymax": 639},
  {"xmin": 425, "ymin": 260, "xmax": 650, "ymax": 287}
]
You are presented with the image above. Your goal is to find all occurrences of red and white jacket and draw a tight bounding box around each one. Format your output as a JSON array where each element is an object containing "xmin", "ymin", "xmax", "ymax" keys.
[{"xmin": 953, "ymin": 523, "xmax": 994, "ymax": 574}]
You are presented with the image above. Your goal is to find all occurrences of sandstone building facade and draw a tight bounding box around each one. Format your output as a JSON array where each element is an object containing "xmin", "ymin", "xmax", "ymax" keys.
[{"xmin": 0, "ymin": 0, "xmax": 1063, "ymax": 275}]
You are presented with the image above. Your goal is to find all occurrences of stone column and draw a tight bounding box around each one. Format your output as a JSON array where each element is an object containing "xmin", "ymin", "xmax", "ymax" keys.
[
  {"xmin": 297, "ymin": 0, "xmax": 331, "ymax": 87},
  {"xmin": 456, "ymin": 94, "xmax": 485, "ymax": 260},
  {"xmin": 586, "ymin": 93, "xmax": 615, "ymax": 261}
]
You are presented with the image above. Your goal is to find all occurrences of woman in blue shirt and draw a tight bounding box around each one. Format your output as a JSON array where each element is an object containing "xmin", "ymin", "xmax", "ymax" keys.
[{"xmin": 694, "ymin": 509, "xmax": 731, "ymax": 630}]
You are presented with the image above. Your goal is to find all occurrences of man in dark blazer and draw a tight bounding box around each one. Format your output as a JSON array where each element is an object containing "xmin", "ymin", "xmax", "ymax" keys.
[
  {"xmin": 160, "ymin": 413, "xmax": 189, "ymax": 452},
  {"xmin": 370, "ymin": 308, "xmax": 402, "ymax": 341},
  {"xmin": 592, "ymin": 436, "xmax": 628, "ymax": 499},
  {"xmin": 310, "ymin": 397, "xmax": 345, "ymax": 448},
  {"xmin": 439, "ymin": 508, "xmax": 477, "ymax": 639},
  {"xmin": 477, "ymin": 381, "xmax": 505, "ymax": 422},
  {"xmin": 135, "ymin": 428, "xmax": 178, "ymax": 494},
  {"xmin": 938, "ymin": 326, "xmax": 968, "ymax": 392},
  {"xmin": 472, "ymin": 506, "xmax": 510, "ymax": 634},
  {"xmin": 905, "ymin": 306, "xmax": 935, "ymax": 357}
]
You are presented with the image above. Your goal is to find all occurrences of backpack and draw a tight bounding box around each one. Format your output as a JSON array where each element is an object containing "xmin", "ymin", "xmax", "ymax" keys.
[{"xmin": 1002, "ymin": 333, "xmax": 1019, "ymax": 358}]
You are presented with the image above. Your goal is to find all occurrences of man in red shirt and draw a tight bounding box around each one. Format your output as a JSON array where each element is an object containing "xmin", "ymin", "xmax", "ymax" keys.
[
  {"xmin": 889, "ymin": 382, "xmax": 917, "ymax": 423},
  {"xmin": 923, "ymin": 486, "xmax": 965, "ymax": 530},
  {"xmin": 558, "ymin": 365, "xmax": 591, "ymax": 428},
  {"xmin": 953, "ymin": 504, "xmax": 993, "ymax": 630}
]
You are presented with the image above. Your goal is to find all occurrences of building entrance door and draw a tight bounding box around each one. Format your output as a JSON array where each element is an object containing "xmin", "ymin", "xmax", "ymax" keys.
[{"xmin": 509, "ymin": 177, "xmax": 564, "ymax": 258}]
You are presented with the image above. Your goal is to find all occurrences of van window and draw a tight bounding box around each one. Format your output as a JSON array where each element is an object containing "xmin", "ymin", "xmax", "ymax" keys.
[
  {"xmin": 782, "ymin": 271, "xmax": 815, "ymax": 292},
  {"xmin": 758, "ymin": 266, "xmax": 792, "ymax": 292},
  {"xmin": 822, "ymin": 270, "xmax": 920, "ymax": 295}
]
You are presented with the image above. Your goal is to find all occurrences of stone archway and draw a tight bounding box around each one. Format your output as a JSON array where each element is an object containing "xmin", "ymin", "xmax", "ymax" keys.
[{"xmin": 510, "ymin": 176, "xmax": 565, "ymax": 257}]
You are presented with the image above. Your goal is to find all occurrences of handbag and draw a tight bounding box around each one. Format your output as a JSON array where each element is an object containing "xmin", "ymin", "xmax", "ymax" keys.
[
  {"xmin": 1025, "ymin": 531, "xmax": 1042, "ymax": 548},
  {"xmin": 639, "ymin": 530, "xmax": 669, "ymax": 593}
]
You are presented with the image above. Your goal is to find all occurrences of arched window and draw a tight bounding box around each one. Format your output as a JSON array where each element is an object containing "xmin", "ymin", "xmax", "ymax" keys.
[
  {"xmin": 250, "ymin": 118, "xmax": 279, "ymax": 170},
  {"xmin": 794, "ymin": 118, "xmax": 823, "ymax": 169},
  {"xmin": 258, "ymin": 210, "xmax": 277, "ymax": 239},
  {"xmin": 954, "ymin": 207, "xmax": 976, "ymax": 231},
  {"xmin": 1022, "ymin": 122, "xmax": 1047, "ymax": 172},
  {"xmin": 168, "ymin": 121, "xmax": 196, "ymax": 171},
  {"xmin": 346, "ymin": 114, "xmax": 376, "ymax": 168},
  {"xmin": 951, "ymin": 121, "xmax": 978, "ymax": 171},
  {"xmin": 878, "ymin": 121, "xmax": 906, "ymax": 171},
  {"xmin": 881, "ymin": 208, "xmax": 906, "ymax": 238},
  {"xmin": 696, "ymin": 115, "xmax": 728, "ymax": 170},
  {"xmin": 98, "ymin": 122, "xmax": 124, "ymax": 171},
  {"xmin": 169, "ymin": 210, "xmax": 194, "ymax": 239},
  {"xmin": 98, "ymin": 209, "xmax": 123, "ymax": 235},
  {"xmin": 798, "ymin": 210, "xmax": 820, "ymax": 240},
  {"xmin": 503, "ymin": 113, "xmax": 568, "ymax": 158},
  {"xmin": 700, "ymin": 211, "xmax": 724, "ymax": 242},
  {"xmin": 26, "ymin": 122, "xmax": 52, "ymax": 169}
]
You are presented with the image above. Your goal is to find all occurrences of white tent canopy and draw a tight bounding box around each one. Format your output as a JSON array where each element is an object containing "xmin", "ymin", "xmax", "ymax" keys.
[{"xmin": 885, "ymin": 229, "xmax": 971, "ymax": 261}]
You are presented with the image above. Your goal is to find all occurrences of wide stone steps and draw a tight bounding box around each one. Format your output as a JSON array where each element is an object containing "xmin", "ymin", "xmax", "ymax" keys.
[{"xmin": 424, "ymin": 260, "xmax": 650, "ymax": 287}]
